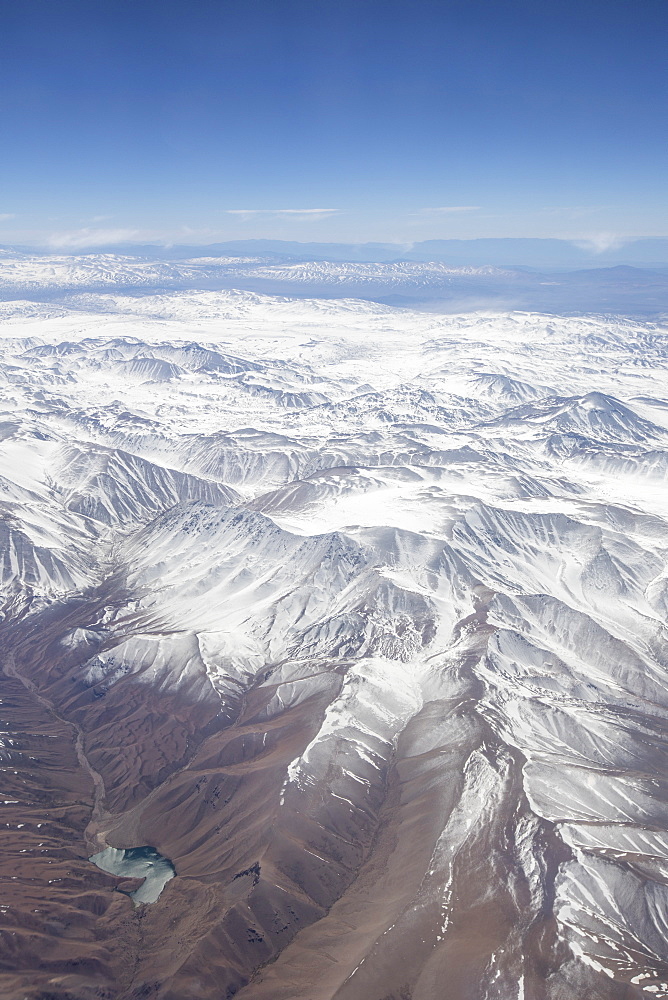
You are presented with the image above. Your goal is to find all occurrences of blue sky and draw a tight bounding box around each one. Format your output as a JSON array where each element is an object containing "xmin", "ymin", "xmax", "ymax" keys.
[{"xmin": 1, "ymin": 0, "xmax": 666, "ymax": 248}]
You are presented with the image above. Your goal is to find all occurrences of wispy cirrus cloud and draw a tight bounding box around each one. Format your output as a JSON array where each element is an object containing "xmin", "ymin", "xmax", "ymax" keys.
[
  {"xmin": 417, "ymin": 206, "xmax": 482, "ymax": 215},
  {"xmin": 227, "ymin": 208, "xmax": 340, "ymax": 221},
  {"xmin": 47, "ymin": 227, "xmax": 143, "ymax": 249},
  {"xmin": 541, "ymin": 206, "xmax": 606, "ymax": 220}
]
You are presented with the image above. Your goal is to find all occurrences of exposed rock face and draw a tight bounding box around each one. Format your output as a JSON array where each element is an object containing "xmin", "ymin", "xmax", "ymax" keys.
[{"xmin": 1, "ymin": 290, "xmax": 667, "ymax": 999}]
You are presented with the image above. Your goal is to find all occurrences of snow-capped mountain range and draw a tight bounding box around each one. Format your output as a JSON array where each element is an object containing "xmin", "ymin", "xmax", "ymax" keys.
[
  {"xmin": 1, "ymin": 269, "xmax": 668, "ymax": 999},
  {"xmin": 1, "ymin": 247, "xmax": 668, "ymax": 314}
]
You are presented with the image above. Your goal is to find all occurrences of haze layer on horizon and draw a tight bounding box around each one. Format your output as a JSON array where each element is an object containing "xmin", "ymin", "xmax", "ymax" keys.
[{"xmin": 1, "ymin": 0, "xmax": 667, "ymax": 250}]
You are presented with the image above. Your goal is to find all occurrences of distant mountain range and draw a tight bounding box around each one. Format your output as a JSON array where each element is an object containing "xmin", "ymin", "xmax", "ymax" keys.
[
  {"xmin": 9, "ymin": 236, "xmax": 668, "ymax": 268},
  {"xmin": 1, "ymin": 248, "xmax": 668, "ymax": 314}
]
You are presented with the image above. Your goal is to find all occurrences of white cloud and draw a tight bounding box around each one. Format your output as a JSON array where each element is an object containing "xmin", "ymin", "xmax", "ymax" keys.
[
  {"xmin": 47, "ymin": 227, "xmax": 143, "ymax": 249},
  {"xmin": 419, "ymin": 206, "xmax": 481, "ymax": 214},
  {"xmin": 542, "ymin": 206, "xmax": 602, "ymax": 216},
  {"xmin": 227, "ymin": 208, "xmax": 340, "ymax": 221},
  {"xmin": 0, "ymin": 213, "xmax": 16, "ymax": 222},
  {"xmin": 574, "ymin": 232, "xmax": 625, "ymax": 254}
]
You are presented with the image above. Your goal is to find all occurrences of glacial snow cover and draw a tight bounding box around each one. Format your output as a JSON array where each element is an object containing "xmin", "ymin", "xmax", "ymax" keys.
[{"xmin": 2, "ymin": 284, "xmax": 668, "ymax": 998}]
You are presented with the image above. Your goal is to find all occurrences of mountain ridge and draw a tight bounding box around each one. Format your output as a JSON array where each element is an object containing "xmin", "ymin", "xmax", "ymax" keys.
[
  {"xmin": 0, "ymin": 285, "xmax": 667, "ymax": 998},
  {"xmin": 5, "ymin": 236, "xmax": 668, "ymax": 267}
]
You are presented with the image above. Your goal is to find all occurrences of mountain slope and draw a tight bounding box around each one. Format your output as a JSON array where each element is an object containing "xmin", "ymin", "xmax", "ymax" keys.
[{"xmin": 0, "ymin": 289, "xmax": 667, "ymax": 999}]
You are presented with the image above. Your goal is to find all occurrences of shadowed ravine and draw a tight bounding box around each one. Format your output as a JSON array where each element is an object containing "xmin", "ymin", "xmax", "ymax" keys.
[
  {"xmin": 1, "ymin": 298, "xmax": 668, "ymax": 999},
  {"xmin": 0, "ymin": 576, "xmax": 647, "ymax": 1000}
]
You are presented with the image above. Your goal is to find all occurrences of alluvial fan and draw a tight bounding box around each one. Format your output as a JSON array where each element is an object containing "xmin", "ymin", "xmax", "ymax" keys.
[{"xmin": 0, "ymin": 288, "xmax": 668, "ymax": 999}]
